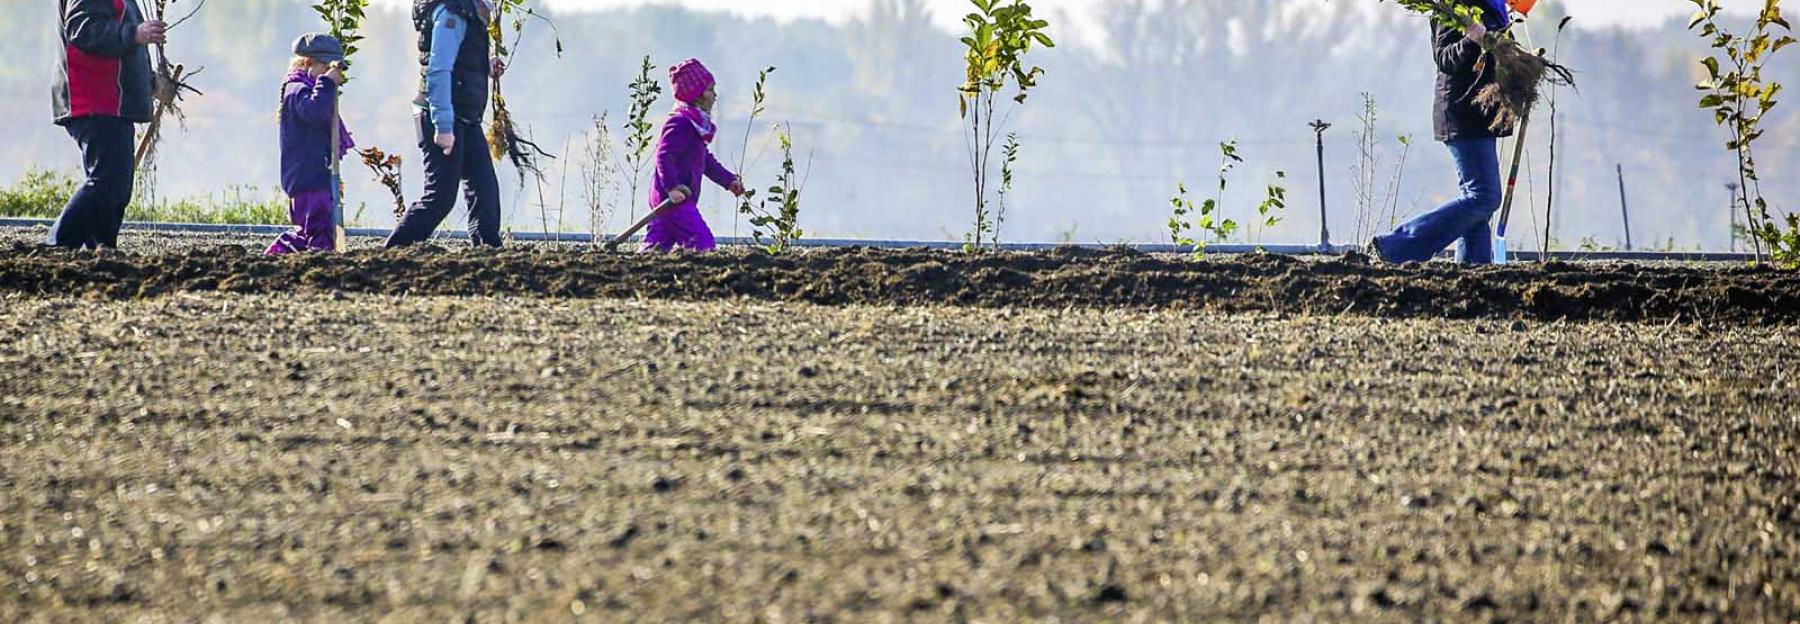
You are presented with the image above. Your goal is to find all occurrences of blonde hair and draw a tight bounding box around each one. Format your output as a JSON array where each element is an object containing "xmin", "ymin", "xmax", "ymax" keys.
[{"xmin": 280, "ymin": 56, "xmax": 325, "ymax": 117}]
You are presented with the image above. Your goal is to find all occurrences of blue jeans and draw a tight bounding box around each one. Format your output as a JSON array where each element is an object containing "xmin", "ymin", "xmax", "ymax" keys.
[
  {"xmin": 1373, "ymin": 137, "xmax": 1502, "ymax": 264},
  {"xmin": 48, "ymin": 117, "xmax": 136, "ymax": 249}
]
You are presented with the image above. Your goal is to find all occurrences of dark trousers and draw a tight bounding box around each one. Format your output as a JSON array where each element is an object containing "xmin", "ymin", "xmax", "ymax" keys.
[
  {"xmin": 49, "ymin": 116, "xmax": 136, "ymax": 249},
  {"xmin": 386, "ymin": 114, "xmax": 502, "ymax": 248}
]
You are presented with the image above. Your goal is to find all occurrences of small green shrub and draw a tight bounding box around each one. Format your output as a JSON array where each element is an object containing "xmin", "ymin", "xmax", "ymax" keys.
[
  {"xmin": 0, "ymin": 169, "xmax": 288, "ymax": 225},
  {"xmin": 1168, "ymin": 142, "xmax": 1243, "ymax": 257},
  {"xmin": 1169, "ymin": 141, "xmax": 1289, "ymax": 256},
  {"xmin": 1252, "ymin": 171, "xmax": 1288, "ymax": 248},
  {"xmin": 0, "ymin": 169, "xmax": 78, "ymax": 219},
  {"xmin": 741, "ymin": 124, "xmax": 805, "ymax": 253},
  {"xmin": 134, "ymin": 186, "xmax": 289, "ymax": 225}
]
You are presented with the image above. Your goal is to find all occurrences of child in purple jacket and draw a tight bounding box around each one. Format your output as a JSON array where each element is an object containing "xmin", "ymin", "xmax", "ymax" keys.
[
  {"xmin": 643, "ymin": 59, "xmax": 746, "ymax": 252},
  {"xmin": 267, "ymin": 34, "xmax": 355, "ymax": 255}
]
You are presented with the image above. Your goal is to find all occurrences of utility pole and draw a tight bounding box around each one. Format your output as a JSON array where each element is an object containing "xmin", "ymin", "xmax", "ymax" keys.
[
  {"xmin": 1309, "ymin": 119, "xmax": 1331, "ymax": 251},
  {"xmin": 1616, "ymin": 164, "xmax": 1634, "ymax": 251},
  {"xmin": 1727, "ymin": 182, "xmax": 1741, "ymax": 253}
]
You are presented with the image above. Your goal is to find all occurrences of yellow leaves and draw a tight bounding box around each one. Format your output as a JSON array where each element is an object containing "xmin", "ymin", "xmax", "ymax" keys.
[{"xmin": 1693, "ymin": 0, "xmax": 1795, "ymax": 266}]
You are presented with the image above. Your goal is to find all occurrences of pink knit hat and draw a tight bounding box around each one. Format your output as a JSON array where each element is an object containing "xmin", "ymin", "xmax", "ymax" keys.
[{"xmin": 670, "ymin": 58, "xmax": 715, "ymax": 104}]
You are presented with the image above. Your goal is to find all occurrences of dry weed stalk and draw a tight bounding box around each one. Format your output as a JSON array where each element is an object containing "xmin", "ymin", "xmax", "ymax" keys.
[{"xmin": 357, "ymin": 147, "xmax": 406, "ymax": 218}]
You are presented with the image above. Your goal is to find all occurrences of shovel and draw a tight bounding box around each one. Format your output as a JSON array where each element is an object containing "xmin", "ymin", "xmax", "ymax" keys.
[
  {"xmin": 1493, "ymin": 49, "xmax": 1545, "ymax": 265},
  {"xmin": 604, "ymin": 185, "xmax": 689, "ymax": 251}
]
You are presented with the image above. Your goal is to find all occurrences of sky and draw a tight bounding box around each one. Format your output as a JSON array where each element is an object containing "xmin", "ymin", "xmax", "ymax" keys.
[
  {"xmin": 372, "ymin": 0, "xmax": 1765, "ymax": 33},
  {"xmin": 365, "ymin": 0, "xmax": 1770, "ymax": 55}
]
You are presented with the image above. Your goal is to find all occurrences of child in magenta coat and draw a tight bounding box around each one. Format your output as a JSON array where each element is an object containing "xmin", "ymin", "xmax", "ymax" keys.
[
  {"xmin": 267, "ymin": 34, "xmax": 355, "ymax": 255},
  {"xmin": 642, "ymin": 59, "xmax": 746, "ymax": 252}
]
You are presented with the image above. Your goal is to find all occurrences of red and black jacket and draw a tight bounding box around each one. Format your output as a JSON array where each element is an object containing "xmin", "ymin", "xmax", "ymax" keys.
[{"xmin": 53, "ymin": 0, "xmax": 154, "ymax": 125}]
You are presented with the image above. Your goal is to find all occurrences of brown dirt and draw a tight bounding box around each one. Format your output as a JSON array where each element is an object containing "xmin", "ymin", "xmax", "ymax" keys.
[
  {"xmin": 1, "ymin": 294, "xmax": 1797, "ymax": 621},
  {"xmin": 2, "ymin": 228, "xmax": 1797, "ymax": 620},
  {"xmin": 2, "ymin": 239, "xmax": 1797, "ymax": 325}
]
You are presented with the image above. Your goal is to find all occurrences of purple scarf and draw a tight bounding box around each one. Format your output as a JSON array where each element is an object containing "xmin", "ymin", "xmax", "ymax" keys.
[
  {"xmin": 284, "ymin": 68, "xmax": 355, "ymax": 155},
  {"xmin": 672, "ymin": 102, "xmax": 716, "ymax": 145}
]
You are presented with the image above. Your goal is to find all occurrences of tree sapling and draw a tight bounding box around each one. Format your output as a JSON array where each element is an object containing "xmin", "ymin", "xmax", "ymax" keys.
[
  {"xmin": 486, "ymin": 0, "xmax": 564, "ymax": 182},
  {"xmin": 958, "ymin": 0, "xmax": 1054, "ymax": 250},
  {"xmin": 621, "ymin": 55, "xmax": 662, "ymax": 223},
  {"xmin": 1689, "ymin": 0, "xmax": 1796, "ymax": 267},
  {"xmin": 740, "ymin": 124, "xmax": 806, "ymax": 253}
]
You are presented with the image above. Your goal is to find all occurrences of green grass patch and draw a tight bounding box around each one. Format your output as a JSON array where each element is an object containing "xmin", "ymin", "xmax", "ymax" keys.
[
  {"xmin": 0, "ymin": 168, "xmax": 77, "ymax": 219},
  {"xmin": 0, "ymin": 169, "xmax": 291, "ymax": 226}
]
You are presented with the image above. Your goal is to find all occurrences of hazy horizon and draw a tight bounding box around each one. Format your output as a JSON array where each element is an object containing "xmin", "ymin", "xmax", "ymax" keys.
[
  {"xmin": 370, "ymin": 0, "xmax": 1768, "ymax": 31},
  {"xmin": 3, "ymin": 0, "xmax": 1793, "ymax": 250}
]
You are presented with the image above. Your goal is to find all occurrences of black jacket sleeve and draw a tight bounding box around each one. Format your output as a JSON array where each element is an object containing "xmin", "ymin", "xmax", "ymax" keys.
[
  {"xmin": 64, "ymin": 0, "xmax": 137, "ymax": 59},
  {"xmin": 1432, "ymin": 22, "xmax": 1481, "ymax": 75}
]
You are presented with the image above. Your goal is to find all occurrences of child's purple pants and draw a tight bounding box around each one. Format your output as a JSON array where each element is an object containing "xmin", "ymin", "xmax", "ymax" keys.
[
  {"xmin": 266, "ymin": 190, "xmax": 335, "ymax": 255},
  {"xmin": 641, "ymin": 204, "xmax": 717, "ymax": 252}
]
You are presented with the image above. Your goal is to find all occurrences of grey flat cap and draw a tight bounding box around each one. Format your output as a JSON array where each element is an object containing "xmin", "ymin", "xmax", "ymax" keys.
[{"xmin": 293, "ymin": 33, "xmax": 346, "ymax": 64}]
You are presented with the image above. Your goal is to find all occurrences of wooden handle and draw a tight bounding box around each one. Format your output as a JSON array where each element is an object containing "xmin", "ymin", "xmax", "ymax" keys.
[
  {"xmin": 605, "ymin": 197, "xmax": 679, "ymax": 251},
  {"xmin": 329, "ymin": 101, "xmax": 347, "ymax": 252},
  {"xmin": 1495, "ymin": 111, "xmax": 1531, "ymax": 237},
  {"xmin": 1495, "ymin": 49, "xmax": 1550, "ymax": 237}
]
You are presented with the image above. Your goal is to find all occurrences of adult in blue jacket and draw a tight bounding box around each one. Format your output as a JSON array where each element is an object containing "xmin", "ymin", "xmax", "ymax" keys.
[
  {"xmin": 1371, "ymin": 0, "xmax": 1524, "ymax": 264},
  {"xmin": 387, "ymin": 0, "xmax": 507, "ymax": 248},
  {"xmin": 49, "ymin": 0, "xmax": 166, "ymax": 249}
]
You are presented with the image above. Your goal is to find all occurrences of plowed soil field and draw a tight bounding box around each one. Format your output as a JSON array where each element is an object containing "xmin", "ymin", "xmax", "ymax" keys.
[{"xmin": 1, "ymin": 228, "xmax": 1796, "ymax": 621}]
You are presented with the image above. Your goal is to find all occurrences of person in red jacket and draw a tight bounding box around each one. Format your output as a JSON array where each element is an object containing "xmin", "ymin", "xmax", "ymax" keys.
[{"xmin": 49, "ymin": 0, "xmax": 164, "ymax": 249}]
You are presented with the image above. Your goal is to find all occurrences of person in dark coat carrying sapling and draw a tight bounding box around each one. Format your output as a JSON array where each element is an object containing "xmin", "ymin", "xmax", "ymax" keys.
[
  {"xmin": 1370, "ymin": 0, "xmax": 1531, "ymax": 265},
  {"xmin": 49, "ymin": 0, "xmax": 165, "ymax": 249},
  {"xmin": 386, "ymin": 0, "xmax": 507, "ymax": 248},
  {"xmin": 267, "ymin": 34, "xmax": 356, "ymax": 255}
]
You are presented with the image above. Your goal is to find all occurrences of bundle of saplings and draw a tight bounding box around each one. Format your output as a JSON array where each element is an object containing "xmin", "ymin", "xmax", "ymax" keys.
[
  {"xmin": 135, "ymin": 0, "xmax": 207, "ymax": 170},
  {"xmin": 1385, "ymin": 0, "xmax": 1574, "ymax": 132},
  {"xmin": 486, "ymin": 0, "xmax": 563, "ymax": 180}
]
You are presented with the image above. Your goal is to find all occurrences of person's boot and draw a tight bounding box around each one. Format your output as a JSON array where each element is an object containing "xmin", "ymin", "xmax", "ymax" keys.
[{"xmin": 1365, "ymin": 234, "xmax": 1396, "ymax": 263}]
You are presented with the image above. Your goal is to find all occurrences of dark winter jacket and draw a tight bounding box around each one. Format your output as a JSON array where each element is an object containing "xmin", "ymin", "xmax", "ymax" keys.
[
  {"xmin": 414, "ymin": 0, "xmax": 491, "ymax": 125},
  {"xmin": 1431, "ymin": 2, "xmax": 1514, "ymax": 142},
  {"xmin": 279, "ymin": 70, "xmax": 354, "ymax": 195},
  {"xmin": 53, "ymin": 0, "xmax": 155, "ymax": 125}
]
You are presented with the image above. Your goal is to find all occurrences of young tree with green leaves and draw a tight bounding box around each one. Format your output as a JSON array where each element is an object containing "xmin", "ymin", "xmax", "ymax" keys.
[
  {"xmin": 741, "ymin": 123, "xmax": 806, "ymax": 254},
  {"xmin": 1253, "ymin": 171, "xmax": 1289, "ymax": 248},
  {"xmin": 1689, "ymin": 0, "xmax": 1796, "ymax": 268},
  {"xmin": 958, "ymin": 0, "xmax": 1053, "ymax": 250},
  {"xmin": 733, "ymin": 66, "xmax": 775, "ymax": 241},
  {"xmin": 1168, "ymin": 141, "xmax": 1245, "ymax": 258},
  {"xmin": 992, "ymin": 132, "xmax": 1019, "ymax": 250},
  {"xmin": 621, "ymin": 55, "xmax": 662, "ymax": 223},
  {"xmin": 312, "ymin": 0, "xmax": 368, "ymax": 250}
]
